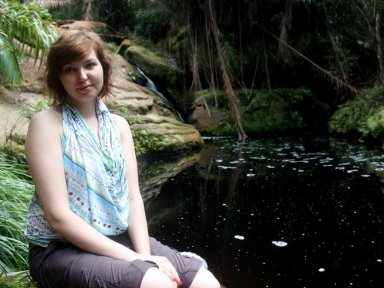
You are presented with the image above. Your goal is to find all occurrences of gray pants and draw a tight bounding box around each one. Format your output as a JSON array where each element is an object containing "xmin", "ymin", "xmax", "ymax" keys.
[{"xmin": 29, "ymin": 234, "xmax": 203, "ymax": 288}]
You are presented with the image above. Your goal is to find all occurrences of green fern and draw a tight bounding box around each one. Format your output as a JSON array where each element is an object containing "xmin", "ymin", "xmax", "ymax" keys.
[
  {"xmin": 0, "ymin": 31, "xmax": 21, "ymax": 84},
  {"xmin": 0, "ymin": 157, "xmax": 34, "ymax": 275}
]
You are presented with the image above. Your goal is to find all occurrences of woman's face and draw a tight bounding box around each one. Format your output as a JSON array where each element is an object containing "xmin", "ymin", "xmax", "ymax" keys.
[{"xmin": 59, "ymin": 48, "xmax": 104, "ymax": 105}]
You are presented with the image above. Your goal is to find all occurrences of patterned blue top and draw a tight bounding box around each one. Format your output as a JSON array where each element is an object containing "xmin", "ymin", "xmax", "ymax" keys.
[{"xmin": 25, "ymin": 99, "xmax": 129, "ymax": 247}]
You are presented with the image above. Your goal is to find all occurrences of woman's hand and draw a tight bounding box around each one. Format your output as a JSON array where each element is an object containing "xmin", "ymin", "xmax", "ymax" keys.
[{"xmin": 146, "ymin": 255, "xmax": 182, "ymax": 287}]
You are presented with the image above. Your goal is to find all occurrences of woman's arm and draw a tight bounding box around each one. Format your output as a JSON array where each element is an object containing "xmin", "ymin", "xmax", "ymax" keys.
[
  {"xmin": 26, "ymin": 110, "xmax": 142, "ymax": 262},
  {"xmin": 113, "ymin": 114, "xmax": 151, "ymax": 255},
  {"xmin": 105, "ymin": 114, "xmax": 181, "ymax": 284}
]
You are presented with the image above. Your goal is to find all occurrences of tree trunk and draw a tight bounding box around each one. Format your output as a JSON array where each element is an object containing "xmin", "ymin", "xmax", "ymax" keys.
[
  {"xmin": 207, "ymin": 0, "xmax": 248, "ymax": 140},
  {"xmin": 278, "ymin": 0, "xmax": 294, "ymax": 64},
  {"xmin": 82, "ymin": 0, "xmax": 93, "ymax": 20},
  {"xmin": 374, "ymin": 9, "xmax": 384, "ymax": 83},
  {"xmin": 354, "ymin": 0, "xmax": 384, "ymax": 83}
]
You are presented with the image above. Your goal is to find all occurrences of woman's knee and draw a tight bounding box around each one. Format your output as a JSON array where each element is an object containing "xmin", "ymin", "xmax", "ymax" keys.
[
  {"xmin": 190, "ymin": 267, "xmax": 221, "ymax": 288},
  {"xmin": 140, "ymin": 267, "xmax": 177, "ymax": 288}
]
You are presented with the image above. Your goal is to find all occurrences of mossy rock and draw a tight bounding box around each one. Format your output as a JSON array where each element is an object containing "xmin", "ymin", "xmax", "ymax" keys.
[{"xmin": 124, "ymin": 45, "xmax": 180, "ymax": 87}]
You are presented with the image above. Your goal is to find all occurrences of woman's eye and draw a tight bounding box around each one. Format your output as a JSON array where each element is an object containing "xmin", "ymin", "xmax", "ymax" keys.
[
  {"xmin": 63, "ymin": 66, "xmax": 76, "ymax": 73},
  {"xmin": 86, "ymin": 62, "xmax": 97, "ymax": 69}
]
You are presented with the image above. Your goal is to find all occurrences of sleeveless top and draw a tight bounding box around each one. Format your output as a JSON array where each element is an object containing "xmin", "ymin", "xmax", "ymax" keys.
[{"xmin": 24, "ymin": 99, "xmax": 129, "ymax": 247}]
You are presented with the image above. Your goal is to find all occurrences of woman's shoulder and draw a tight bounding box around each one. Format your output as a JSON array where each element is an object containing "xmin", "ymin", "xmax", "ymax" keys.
[
  {"xmin": 29, "ymin": 106, "xmax": 63, "ymax": 133},
  {"xmin": 110, "ymin": 114, "xmax": 133, "ymax": 142},
  {"xmin": 31, "ymin": 106, "xmax": 61, "ymax": 121},
  {"xmin": 111, "ymin": 114, "xmax": 130, "ymax": 130}
]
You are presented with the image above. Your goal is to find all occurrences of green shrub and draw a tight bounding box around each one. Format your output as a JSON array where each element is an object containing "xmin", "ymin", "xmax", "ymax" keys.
[
  {"xmin": 0, "ymin": 271, "xmax": 37, "ymax": 288},
  {"xmin": 0, "ymin": 157, "xmax": 34, "ymax": 275},
  {"xmin": 134, "ymin": 5, "xmax": 171, "ymax": 42},
  {"xmin": 23, "ymin": 99, "xmax": 50, "ymax": 119},
  {"xmin": 241, "ymin": 88, "xmax": 309, "ymax": 133},
  {"xmin": 47, "ymin": 1, "xmax": 84, "ymax": 20},
  {"xmin": 131, "ymin": 127, "xmax": 166, "ymax": 155},
  {"xmin": 360, "ymin": 108, "xmax": 384, "ymax": 138},
  {"xmin": 329, "ymin": 85, "xmax": 384, "ymax": 138}
]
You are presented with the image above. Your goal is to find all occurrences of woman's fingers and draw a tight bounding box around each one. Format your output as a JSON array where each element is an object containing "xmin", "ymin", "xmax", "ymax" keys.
[
  {"xmin": 153, "ymin": 257, "xmax": 182, "ymax": 287},
  {"xmin": 158, "ymin": 259, "xmax": 182, "ymax": 286}
]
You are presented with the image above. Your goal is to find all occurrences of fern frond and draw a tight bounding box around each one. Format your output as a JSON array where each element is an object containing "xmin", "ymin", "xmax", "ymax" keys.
[
  {"xmin": 0, "ymin": 0, "xmax": 57, "ymax": 84},
  {"xmin": 0, "ymin": 32, "xmax": 21, "ymax": 84}
]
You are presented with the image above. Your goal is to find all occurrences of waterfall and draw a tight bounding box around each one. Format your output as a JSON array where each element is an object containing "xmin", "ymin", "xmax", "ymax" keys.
[{"xmin": 137, "ymin": 68, "xmax": 184, "ymax": 122}]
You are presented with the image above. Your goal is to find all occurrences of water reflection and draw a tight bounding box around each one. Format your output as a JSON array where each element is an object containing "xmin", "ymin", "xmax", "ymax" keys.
[{"xmin": 141, "ymin": 137, "xmax": 384, "ymax": 288}]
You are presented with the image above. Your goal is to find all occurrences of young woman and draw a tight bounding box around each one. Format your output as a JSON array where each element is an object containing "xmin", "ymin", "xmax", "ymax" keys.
[{"xmin": 24, "ymin": 30, "xmax": 220, "ymax": 288}]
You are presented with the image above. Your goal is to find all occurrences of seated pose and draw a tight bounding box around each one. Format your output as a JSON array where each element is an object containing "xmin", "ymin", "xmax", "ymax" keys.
[{"xmin": 24, "ymin": 30, "xmax": 220, "ymax": 288}]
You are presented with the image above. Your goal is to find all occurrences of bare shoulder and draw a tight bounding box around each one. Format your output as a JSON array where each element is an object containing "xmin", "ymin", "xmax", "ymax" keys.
[
  {"xmin": 111, "ymin": 114, "xmax": 131, "ymax": 133},
  {"xmin": 27, "ymin": 107, "xmax": 63, "ymax": 140},
  {"xmin": 30, "ymin": 106, "xmax": 62, "ymax": 126}
]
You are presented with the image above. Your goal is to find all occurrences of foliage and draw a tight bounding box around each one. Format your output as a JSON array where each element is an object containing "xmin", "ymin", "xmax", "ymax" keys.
[
  {"xmin": 127, "ymin": 118, "xmax": 166, "ymax": 155},
  {"xmin": 23, "ymin": 98, "xmax": 50, "ymax": 119},
  {"xmin": 131, "ymin": 128, "xmax": 166, "ymax": 155},
  {"xmin": 47, "ymin": 0, "xmax": 84, "ymax": 21},
  {"xmin": 0, "ymin": 31, "xmax": 20, "ymax": 85},
  {"xmin": 199, "ymin": 87, "xmax": 315, "ymax": 136},
  {"xmin": 205, "ymin": 112, "xmax": 236, "ymax": 136},
  {"xmin": 0, "ymin": 0, "xmax": 56, "ymax": 84},
  {"xmin": 1, "ymin": 133, "xmax": 27, "ymax": 165},
  {"xmin": 0, "ymin": 271, "xmax": 37, "ymax": 288},
  {"xmin": 195, "ymin": 89, "xmax": 229, "ymax": 108},
  {"xmin": 241, "ymin": 88, "xmax": 311, "ymax": 133},
  {"xmin": 363, "ymin": 108, "xmax": 384, "ymax": 138},
  {"xmin": 329, "ymin": 85, "xmax": 384, "ymax": 138},
  {"xmin": 134, "ymin": 5, "xmax": 171, "ymax": 42},
  {"xmin": 329, "ymin": 98, "xmax": 370, "ymax": 134},
  {"xmin": 70, "ymin": 0, "xmax": 384, "ymax": 137},
  {"xmin": 0, "ymin": 156, "xmax": 34, "ymax": 275}
]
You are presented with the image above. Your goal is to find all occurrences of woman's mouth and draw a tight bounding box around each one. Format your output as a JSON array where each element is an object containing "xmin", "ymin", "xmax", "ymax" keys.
[{"xmin": 76, "ymin": 84, "xmax": 93, "ymax": 93}]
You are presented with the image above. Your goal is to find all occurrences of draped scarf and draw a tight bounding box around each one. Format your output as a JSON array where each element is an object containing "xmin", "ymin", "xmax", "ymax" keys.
[{"xmin": 61, "ymin": 99, "xmax": 129, "ymax": 235}]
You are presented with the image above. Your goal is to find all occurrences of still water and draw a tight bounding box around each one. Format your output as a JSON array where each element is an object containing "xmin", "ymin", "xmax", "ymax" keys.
[{"xmin": 141, "ymin": 137, "xmax": 384, "ymax": 288}]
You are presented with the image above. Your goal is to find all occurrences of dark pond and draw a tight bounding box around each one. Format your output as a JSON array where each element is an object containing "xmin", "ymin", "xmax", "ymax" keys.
[{"xmin": 140, "ymin": 137, "xmax": 384, "ymax": 288}]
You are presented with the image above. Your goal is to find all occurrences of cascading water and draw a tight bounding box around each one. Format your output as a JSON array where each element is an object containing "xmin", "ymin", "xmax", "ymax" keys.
[{"xmin": 137, "ymin": 67, "xmax": 184, "ymax": 122}]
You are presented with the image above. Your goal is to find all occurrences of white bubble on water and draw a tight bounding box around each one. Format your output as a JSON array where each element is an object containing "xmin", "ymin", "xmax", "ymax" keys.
[
  {"xmin": 218, "ymin": 165, "xmax": 236, "ymax": 170},
  {"xmin": 234, "ymin": 235, "xmax": 245, "ymax": 240},
  {"xmin": 272, "ymin": 240, "xmax": 288, "ymax": 247}
]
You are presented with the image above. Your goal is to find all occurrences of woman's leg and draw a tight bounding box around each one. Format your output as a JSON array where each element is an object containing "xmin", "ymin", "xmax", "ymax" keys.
[
  {"xmin": 29, "ymin": 241, "xmax": 157, "ymax": 288},
  {"xmin": 146, "ymin": 237, "xmax": 221, "ymax": 288},
  {"xmin": 140, "ymin": 267, "xmax": 177, "ymax": 288},
  {"xmin": 147, "ymin": 237, "xmax": 203, "ymax": 287},
  {"xmin": 189, "ymin": 267, "xmax": 221, "ymax": 288},
  {"xmin": 110, "ymin": 233, "xmax": 221, "ymax": 288}
]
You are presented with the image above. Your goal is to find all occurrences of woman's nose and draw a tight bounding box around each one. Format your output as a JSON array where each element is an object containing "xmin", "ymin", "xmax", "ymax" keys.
[{"xmin": 78, "ymin": 68, "xmax": 88, "ymax": 81}]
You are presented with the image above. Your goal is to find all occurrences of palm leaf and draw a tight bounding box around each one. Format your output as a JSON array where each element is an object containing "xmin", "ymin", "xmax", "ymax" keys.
[
  {"xmin": 0, "ymin": 32, "xmax": 21, "ymax": 84},
  {"xmin": 0, "ymin": 0, "xmax": 57, "ymax": 84}
]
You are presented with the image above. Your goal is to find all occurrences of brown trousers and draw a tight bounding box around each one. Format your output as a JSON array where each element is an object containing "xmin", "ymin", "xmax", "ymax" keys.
[{"xmin": 29, "ymin": 234, "xmax": 202, "ymax": 288}]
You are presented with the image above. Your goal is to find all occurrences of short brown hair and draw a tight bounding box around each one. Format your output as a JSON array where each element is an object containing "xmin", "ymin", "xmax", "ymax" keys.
[{"xmin": 45, "ymin": 30, "xmax": 112, "ymax": 105}]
